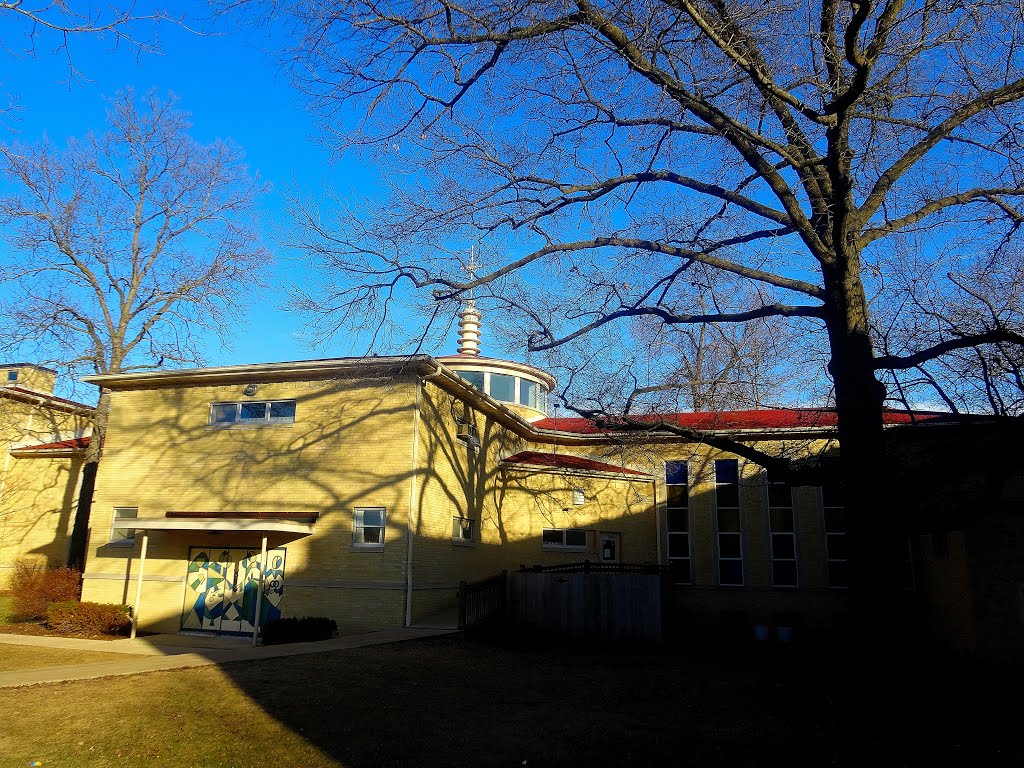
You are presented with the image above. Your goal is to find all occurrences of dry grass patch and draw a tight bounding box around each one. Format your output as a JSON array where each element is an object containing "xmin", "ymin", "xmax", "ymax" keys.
[{"xmin": 0, "ymin": 644, "xmax": 143, "ymax": 672}]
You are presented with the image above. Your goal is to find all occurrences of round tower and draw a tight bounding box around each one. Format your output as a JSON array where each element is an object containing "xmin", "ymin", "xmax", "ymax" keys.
[{"xmin": 438, "ymin": 280, "xmax": 555, "ymax": 421}]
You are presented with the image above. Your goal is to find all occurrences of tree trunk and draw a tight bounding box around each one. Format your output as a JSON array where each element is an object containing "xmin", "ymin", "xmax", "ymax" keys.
[
  {"xmin": 823, "ymin": 262, "xmax": 910, "ymax": 646},
  {"xmin": 66, "ymin": 389, "xmax": 110, "ymax": 571}
]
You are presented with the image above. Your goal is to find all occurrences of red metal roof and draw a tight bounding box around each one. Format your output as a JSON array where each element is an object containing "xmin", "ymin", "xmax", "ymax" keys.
[
  {"xmin": 502, "ymin": 451, "xmax": 649, "ymax": 476},
  {"xmin": 13, "ymin": 436, "xmax": 91, "ymax": 452},
  {"xmin": 532, "ymin": 408, "xmax": 948, "ymax": 434}
]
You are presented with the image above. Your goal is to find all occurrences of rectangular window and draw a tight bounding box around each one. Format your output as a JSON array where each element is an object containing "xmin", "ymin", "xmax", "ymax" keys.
[
  {"xmin": 767, "ymin": 470, "xmax": 797, "ymax": 587},
  {"xmin": 715, "ymin": 459, "xmax": 743, "ymax": 586},
  {"xmin": 452, "ymin": 516, "xmax": 475, "ymax": 544},
  {"xmin": 6, "ymin": 370, "xmax": 17, "ymax": 382},
  {"xmin": 665, "ymin": 460, "xmax": 691, "ymax": 584},
  {"xmin": 572, "ymin": 489, "xmax": 586, "ymax": 505},
  {"xmin": 209, "ymin": 400, "xmax": 296, "ymax": 426},
  {"xmin": 457, "ymin": 370, "xmax": 485, "ymax": 390},
  {"xmin": 520, "ymin": 379, "xmax": 539, "ymax": 409},
  {"xmin": 489, "ymin": 373, "xmax": 516, "ymax": 403},
  {"xmin": 109, "ymin": 507, "xmax": 138, "ymax": 546},
  {"xmin": 542, "ymin": 528, "xmax": 590, "ymax": 551},
  {"xmin": 821, "ymin": 482, "xmax": 847, "ymax": 588},
  {"xmin": 353, "ymin": 508, "xmax": 386, "ymax": 549}
]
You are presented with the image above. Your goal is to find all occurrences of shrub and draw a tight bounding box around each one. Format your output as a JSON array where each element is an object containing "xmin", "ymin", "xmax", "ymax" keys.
[
  {"xmin": 45, "ymin": 601, "xmax": 131, "ymax": 636},
  {"xmin": 260, "ymin": 616, "xmax": 338, "ymax": 645},
  {"xmin": 11, "ymin": 561, "xmax": 82, "ymax": 619}
]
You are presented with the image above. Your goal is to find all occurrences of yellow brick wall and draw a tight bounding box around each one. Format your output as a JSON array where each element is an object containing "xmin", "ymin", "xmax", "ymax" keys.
[
  {"xmin": 0, "ymin": 396, "xmax": 91, "ymax": 586},
  {"xmin": 408, "ymin": 384, "xmax": 659, "ymax": 621},
  {"xmin": 1, "ymin": 366, "xmax": 57, "ymax": 394},
  {"xmin": 82, "ymin": 375, "xmax": 420, "ymax": 633},
  {"xmin": 407, "ymin": 382, "xmax": 517, "ymax": 621},
  {"xmin": 0, "ymin": 455, "xmax": 85, "ymax": 585}
]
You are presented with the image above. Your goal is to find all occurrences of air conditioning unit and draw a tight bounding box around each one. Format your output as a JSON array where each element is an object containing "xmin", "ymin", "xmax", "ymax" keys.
[{"xmin": 456, "ymin": 423, "xmax": 480, "ymax": 450}]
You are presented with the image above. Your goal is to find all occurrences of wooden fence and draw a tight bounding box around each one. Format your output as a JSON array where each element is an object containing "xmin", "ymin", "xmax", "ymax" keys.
[
  {"xmin": 457, "ymin": 571, "xmax": 508, "ymax": 640},
  {"xmin": 459, "ymin": 562, "xmax": 667, "ymax": 646}
]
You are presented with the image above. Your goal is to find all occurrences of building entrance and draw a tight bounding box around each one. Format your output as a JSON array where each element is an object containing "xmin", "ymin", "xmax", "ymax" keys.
[{"xmin": 180, "ymin": 547, "xmax": 286, "ymax": 634}]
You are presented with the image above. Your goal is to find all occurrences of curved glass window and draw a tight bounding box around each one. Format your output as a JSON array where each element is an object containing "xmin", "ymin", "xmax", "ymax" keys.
[
  {"xmin": 490, "ymin": 373, "xmax": 516, "ymax": 402},
  {"xmin": 457, "ymin": 371, "xmax": 485, "ymax": 390},
  {"xmin": 519, "ymin": 379, "xmax": 539, "ymax": 409}
]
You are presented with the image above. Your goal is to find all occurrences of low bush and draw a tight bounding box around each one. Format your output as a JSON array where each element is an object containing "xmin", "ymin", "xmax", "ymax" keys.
[
  {"xmin": 45, "ymin": 601, "xmax": 131, "ymax": 636},
  {"xmin": 260, "ymin": 616, "xmax": 338, "ymax": 645},
  {"xmin": 11, "ymin": 561, "xmax": 82, "ymax": 619}
]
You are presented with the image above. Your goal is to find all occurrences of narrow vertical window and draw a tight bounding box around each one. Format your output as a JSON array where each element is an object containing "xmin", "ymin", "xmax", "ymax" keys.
[
  {"xmin": 715, "ymin": 459, "xmax": 743, "ymax": 586},
  {"xmin": 767, "ymin": 470, "xmax": 797, "ymax": 587},
  {"xmin": 665, "ymin": 460, "xmax": 690, "ymax": 584},
  {"xmin": 821, "ymin": 482, "xmax": 847, "ymax": 588}
]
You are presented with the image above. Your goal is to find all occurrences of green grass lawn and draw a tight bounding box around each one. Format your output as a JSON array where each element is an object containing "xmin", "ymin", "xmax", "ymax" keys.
[{"xmin": 0, "ymin": 636, "xmax": 1020, "ymax": 768}]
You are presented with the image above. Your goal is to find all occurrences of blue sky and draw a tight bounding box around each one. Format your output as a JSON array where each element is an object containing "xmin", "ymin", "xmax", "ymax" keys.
[{"xmin": 0, "ymin": 6, "xmax": 446, "ymax": 373}]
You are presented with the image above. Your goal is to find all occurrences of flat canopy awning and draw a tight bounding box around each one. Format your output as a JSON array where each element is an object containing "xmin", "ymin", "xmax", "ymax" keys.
[{"xmin": 129, "ymin": 516, "xmax": 316, "ymax": 535}]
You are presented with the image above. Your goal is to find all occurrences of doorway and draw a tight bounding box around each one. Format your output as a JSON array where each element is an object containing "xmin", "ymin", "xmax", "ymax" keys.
[
  {"xmin": 181, "ymin": 547, "xmax": 286, "ymax": 634},
  {"xmin": 599, "ymin": 532, "xmax": 622, "ymax": 563}
]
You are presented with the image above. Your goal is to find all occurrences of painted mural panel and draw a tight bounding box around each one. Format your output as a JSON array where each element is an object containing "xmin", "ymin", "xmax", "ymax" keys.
[{"xmin": 181, "ymin": 547, "xmax": 287, "ymax": 634}]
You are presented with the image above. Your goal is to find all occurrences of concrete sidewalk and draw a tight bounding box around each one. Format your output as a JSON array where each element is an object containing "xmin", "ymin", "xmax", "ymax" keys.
[{"xmin": 0, "ymin": 627, "xmax": 455, "ymax": 688}]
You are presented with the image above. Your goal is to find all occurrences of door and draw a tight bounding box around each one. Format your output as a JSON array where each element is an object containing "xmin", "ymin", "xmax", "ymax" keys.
[
  {"xmin": 181, "ymin": 547, "xmax": 287, "ymax": 634},
  {"xmin": 599, "ymin": 532, "xmax": 622, "ymax": 563}
]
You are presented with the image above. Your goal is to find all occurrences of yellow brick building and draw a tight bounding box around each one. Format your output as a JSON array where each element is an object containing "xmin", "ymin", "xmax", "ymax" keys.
[
  {"xmin": 0, "ymin": 363, "xmax": 94, "ymax": 586},
  {"xmin": 6, "ymin": 305, "xmax": 1016, "ymax": 654},
  {"xmin": 70, "ymin": 330, "xmax": 883, "ymax": 642}
]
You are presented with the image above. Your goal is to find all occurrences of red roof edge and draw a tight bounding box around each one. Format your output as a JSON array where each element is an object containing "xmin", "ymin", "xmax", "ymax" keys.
[
  {"xmin": 532, "ymin": 407, "xmax": 953, "ymax": 434},
  {"xmin": 12, "ymin": 436, "xmax": 91, "ymax": 453},
  {"xmin": 501, "ymin": 451, "xmax": 649, "ymax": 477}
]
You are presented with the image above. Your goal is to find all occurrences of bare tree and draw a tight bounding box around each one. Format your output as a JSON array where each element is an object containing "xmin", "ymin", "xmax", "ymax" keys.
[
  {"xmin": 225, "ymin": 0, "xmax": 1024, "ymax": 626},
  {"xmin": 0, "ymin": 89, "xmax": 269, "ymax": 567},
  {"xmin": 627, "ymin": 267, "xmax": 814, "ymax": 411},
  {"xmin": 0, "ymin": 2, "xmax": 178, "ymax": 83}
]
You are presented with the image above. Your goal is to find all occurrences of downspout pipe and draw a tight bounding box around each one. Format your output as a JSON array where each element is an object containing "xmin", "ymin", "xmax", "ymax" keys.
[{"xmin": 405, "ymin": 367, "xmax": 443, "ymax": 627}]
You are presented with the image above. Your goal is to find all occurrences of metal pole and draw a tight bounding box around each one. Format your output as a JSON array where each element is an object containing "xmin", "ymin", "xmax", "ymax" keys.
[
  {"xmin": 251, "ymin": 534, "xmax": 268, "ymax": 647},
  {"xmin": 130, "ymin": 532, "xmax": 149, "ymax": 639}
]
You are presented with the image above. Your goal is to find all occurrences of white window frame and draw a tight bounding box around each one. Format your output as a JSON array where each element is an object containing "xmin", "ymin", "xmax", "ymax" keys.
[
  {"xmin": 455, "ymin": 370, "xmax": 548, "ymax": 412},
  {"xmin": 452, "ymin": 516, "xmax": 475, "ymax": 545},
  {"xmin": 109, "ymin": 506, "xmax": 138, "ymax": 546},
  {"xmin": 572, "ymin": 489, "xmax": 586, "ymax": 506},
  {"xmin": 541, "ymin": 528, "xmax": 591, "ymax": 552},
  {"xmin": 821, "ymin": 485, "xmax": 848, "ymax": 589},
  {"xmin": 209, "ymin": 400, "xmax": 297, "ymax": 426},
  {"xmin": 715, "ymin": 459, "xmax": 744, "ymax": 586},
  {"xmin": 665, "ymin": 460, "xmax": 691, "ymax": 585},
  {"xmin": 766, "ymin": 473, "xmax": 798, "ymax": 588},
  {"xmin": 352, "ymin": 507, "xmax": 386, "ymax": 550}
]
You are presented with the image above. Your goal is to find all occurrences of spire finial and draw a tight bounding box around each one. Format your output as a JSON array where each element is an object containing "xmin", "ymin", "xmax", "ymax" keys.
[{"xmin": 457, "ymin": 247, "xmax": 483, "ymax": 356}]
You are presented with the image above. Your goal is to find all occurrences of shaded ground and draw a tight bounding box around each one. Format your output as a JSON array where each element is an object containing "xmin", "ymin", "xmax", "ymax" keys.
[{"xmin": 0, "ymin": 635, "xmax": 1020, "ymax": 767}]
